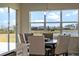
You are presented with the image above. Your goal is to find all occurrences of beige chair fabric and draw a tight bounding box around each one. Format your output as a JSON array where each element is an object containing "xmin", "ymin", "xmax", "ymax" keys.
[
  {"xmin": 55, "ymin": 35, "xmax": 70, "ymax": 55},
  {"xmin": 23, "ymin": 33, "xmax": 33, "ymax": 43},
  {"xmin": 68, "ymin": 37, "xmax": 79, "ymax": 55},
  {"xmin": 28, "ymin": 36, "xmax": 45, "ymax": 55}
]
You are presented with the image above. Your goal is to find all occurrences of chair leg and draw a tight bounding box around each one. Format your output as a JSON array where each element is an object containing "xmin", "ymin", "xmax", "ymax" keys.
[
  {"xmin": 65, "ymin": 53, "xmax": 68, "ymax": 56},
  {"xmin": 45, "ymin": 50, "xmax": 49, "ymax": 56},
  {"xmin": 63, "ymin": 53, "xmax": 68, "ymax": 56},
  {"xmin": 54, "ymin": 54, "xmax": 60, "ymax": 56}
]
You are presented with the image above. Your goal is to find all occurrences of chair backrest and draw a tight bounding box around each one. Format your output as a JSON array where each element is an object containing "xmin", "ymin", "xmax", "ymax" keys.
[
  {"xmin": 18, "ymin": 33, "xmax": 25, "ymax": 43},
  {"xmin": 23, "ymin": 33, "xmax": 33, "ymax": 43},
  {"xmin": 68, "ymin": 37, "xmax": 79, "ymax": 54},
  {"xmin": 17, "ymin": 33, "xmax": 29, "ymax": 56},
  {"xmin": 28, "ymin": 36, "xmax": 45, "ymax": 55},
  {"xmin": 55, "ymin": 35, "xmax": 70, "ymax": 55},
  {"xmin": 43, "ymin": 33, "xmax": 53, "ymax": 39}
]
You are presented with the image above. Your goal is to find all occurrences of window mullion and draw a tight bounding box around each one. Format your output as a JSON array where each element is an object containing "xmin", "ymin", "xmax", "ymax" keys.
[
  {"xmin": 44, "ymin": 14, "xmax": 46, "ymax": 30},
  {"xmin": 60, "ymin": 10, "xmax": 62, "ymax": 34},
  {"xmin": 78, "ymin": 10, "xmax": 79, "ymax": 36},
  {"xmin": 8, "ymin": 7, "xmax": 10, "ymax": 51}
]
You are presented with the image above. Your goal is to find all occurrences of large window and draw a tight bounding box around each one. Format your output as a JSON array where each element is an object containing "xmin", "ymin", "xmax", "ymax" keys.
[
  {"xmin": 0, "ymin": 7, "xmax": 16, "ymax": 54},
  {"xmin": 29, "ymin": 9, "xmax": 79, "ymax": 37}
]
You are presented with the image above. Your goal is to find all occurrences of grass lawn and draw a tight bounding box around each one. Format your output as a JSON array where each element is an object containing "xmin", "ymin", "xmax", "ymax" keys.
[
  {"xmin": 31, "ymin": 30, "xmax": 78, "ymax": 36},
  {"xmin": 0, "ymin": 30, "xmax": 77, "ymax": 42},
  {"xmin": 31, "ymin": 30, "xmax": 60, "ymax": 36},
  {"xmin": 0, "ymin": 34, "xmax": 16, "ymax": 42}
]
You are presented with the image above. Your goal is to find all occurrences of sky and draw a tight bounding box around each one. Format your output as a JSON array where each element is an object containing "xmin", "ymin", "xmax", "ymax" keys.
[
  {"xmin": 0, "ymin": 8, "xmax": 78, "ymax": 28},
  {"xmin": 0, "ymin": 8, "xmax": 16, "ymax": 28},
  {"xmin": 30, "ymin": 10, "xmax": 78, "ymax": 27}
]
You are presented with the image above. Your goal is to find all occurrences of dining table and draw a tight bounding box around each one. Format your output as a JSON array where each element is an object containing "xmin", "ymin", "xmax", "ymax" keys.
[
  {"xmin": 45, "ymin": 39, "xmax": 57, "ymax": 44},
  {"xmin": 45, "ymin": 38, "xmax": 57, "ymax": 55}
]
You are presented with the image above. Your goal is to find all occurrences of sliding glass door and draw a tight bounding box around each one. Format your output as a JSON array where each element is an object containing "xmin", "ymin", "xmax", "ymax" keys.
[
  {"xmin": 0, "ymin": 7, "xmax": 16, "ymax": 54},
  {"xmin": 9, "ymin": 8, "xmax": 16, "ymax": 50}
]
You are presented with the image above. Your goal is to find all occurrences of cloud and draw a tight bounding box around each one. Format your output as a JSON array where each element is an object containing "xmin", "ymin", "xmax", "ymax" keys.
[
  {"xmin": 31, "ymin": 19, "xmax": 44, "ymax": 22},
  {"xmin": 72, "ymin": 10, "xmax": 78, "ymax": 15},
  {"xmin": 0, "ymin": 8, "xmax": 15, "ymax": 13},
  {"xmin": 0, "ymin": 19, "xmax": 16, "ymax": 26},
  {"xmin": 46, "ymin": 12, "xmax": 60, "ymax": 21},
  {"xmin": 10, "ymin": 19, "xmax": 16, "ymax": 26},
  {"xmin": 31, "ymin": 24, "xmax": 43, "ymax": 27},
  {"xmin": 10, "ymin": 8, "xmax": 16, "ymax": 13},
  {"xmin": 65, "ymin": 10, "xmax": 78, "ymax": 16},
  {"xmin": 0, "ymin": 8, "xmax": 4, "ymax": 13},
  {"xmin": 65, "ymin": 14, "xmax": 71, "ymax": 16},
  {"xmin": 0, "ymin": 8, "xmax": 8, "ymax": 13}
]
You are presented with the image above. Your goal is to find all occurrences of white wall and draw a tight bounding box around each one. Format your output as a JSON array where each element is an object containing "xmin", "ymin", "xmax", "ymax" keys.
[
  {"xmin": 19, "ymin": 5, "xmax": 30, "ymax": 33},
  {"xmin": 21, "ymin": 3, "xmax": 79, "ymax": 10}
]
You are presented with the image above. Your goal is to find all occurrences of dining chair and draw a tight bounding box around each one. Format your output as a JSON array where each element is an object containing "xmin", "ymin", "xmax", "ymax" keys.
[
  {"xmin": 55, "ymin": 35, "xmax": 70, "ymax": 56},
  {"xmin": 28, "ymin": 36, "xmax": 45, "ymax": 56},
  {"xmin": 68, "ymin": 37, "xmax": 79, "ymax": 56},
  {"xmin": 23, "ymin": 32, "xmax": 33, "ymax": 43},
  {"xmin": 18, "ymin": 33, "xmax": 26, "ymax": 43},
  {"xmin": 16, "ymin": 43, "xmax": 29, "ymax": 56},
  {"xmin": 16, "ymin": 33, "xmax": 29, "ymax": 56}
]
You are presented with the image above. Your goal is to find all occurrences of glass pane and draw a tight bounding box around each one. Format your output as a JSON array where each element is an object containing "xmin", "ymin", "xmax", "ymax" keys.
[
  {"xmin": 62, "ymin": 23, "xmax": 77, "ymax": 30},
  {"xmin": 9, "ymin": 8, "xmax": 16, "ymax": 50},
  {"xmin": 30, "ymin": 11, "xmax": 44, "ymax": 22},
  {"xmin": 62, "ymin": 23, "xmax": 78, "ymax": 36},
  {"xmin": 62, "ymin": 10, "xmax": 78, "ymax": 22},
  {"xmin": 0, "ymin": 7, "xmax": 8, "ymax": 54},
  {"xmin": 46, "ymin": 23, "xmax": 60, "ymax": 29},
  {"xmin": 46, "ymin": 23, "xmax": 60, "ymax": 38},
  {"xmin": 31, "ymin": 23, "xmax": 44, "ymax": 36},
  {"xmin": 31, "ymin": 23, "xmax": 44, "ymax": 30},
  {"xmin": 46, "ymin": 10, "xmax": 60, "ymax": 22}
]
